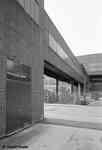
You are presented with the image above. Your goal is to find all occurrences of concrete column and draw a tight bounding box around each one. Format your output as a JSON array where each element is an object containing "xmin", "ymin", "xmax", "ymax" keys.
[
  {"xmin": 71, "ymin": 81, "xmax": 78, "ymax": 104},
  {"xmin": 73, "ymin": 86, "xmax": 77, "ymax": 104},
  {"xmin": 78, "ymin": 83, "xmax": 81, "ymax": 104},
  {"xmin": 56, "ymin": 79, "xmax": 59, "ymax": 102},
  {"xmin": 78, "ymin": 83, "xmax": 81, "ymax": 97},
  {"xmin": 31, "ymin": 26, "xmax": 44, "ymax": 123},
  {"xmin": 71, "ymin": 81, "xmax": 74, "ymax": 95},
  {"xmin": 73, "ymin": 84, "xmax": 81, "ymax": 105},
  {"xmin": 83, "ymin": 80, "xmax": 86, "ymax": 103},
  {"xmin": 39, "ymin": 0, "xmax": 44, "ymax": 8},
  {"xmin": 71, "ymin": 81, "xmax": 75, "ymax": 104},
  {"xmin": 80, "ymin": 84, "xmax": 83, "ymax": 96},
  {"xmin": 0, "ymin": 56, "xmax": 6, "ymax": 137}
]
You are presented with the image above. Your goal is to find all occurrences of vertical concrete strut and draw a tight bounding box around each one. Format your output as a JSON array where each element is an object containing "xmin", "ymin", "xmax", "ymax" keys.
[{"xmin": 56, "ymin": 79, "xmax": 59, "ymax": 102}]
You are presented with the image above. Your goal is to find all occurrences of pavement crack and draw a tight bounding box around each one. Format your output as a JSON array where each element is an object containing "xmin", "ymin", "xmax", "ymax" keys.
[{"xmin": 67, "ymin": 130, "xmax": 78, "ymax": 143}]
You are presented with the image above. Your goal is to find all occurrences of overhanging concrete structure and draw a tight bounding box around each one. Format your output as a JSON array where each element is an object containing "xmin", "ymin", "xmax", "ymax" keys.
[
  {"xmin": 40, "ymin": 10, "xmax": 87, "ymax": 84},
  {"xmin": 77, "ymin": 53, "xmax": 102, "ymax": 76}
]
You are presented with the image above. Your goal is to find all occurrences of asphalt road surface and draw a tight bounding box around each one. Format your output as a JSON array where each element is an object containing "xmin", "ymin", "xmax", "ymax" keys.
[{"xmin": 44, "ymin": 103, "xmax": 102, "ymax": 130}]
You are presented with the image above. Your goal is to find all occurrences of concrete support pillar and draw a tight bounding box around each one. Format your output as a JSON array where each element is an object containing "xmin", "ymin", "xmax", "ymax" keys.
[
  {"xmin": 31, "ymin": 27, "xmax": 44, "ymax": 123},
  {"xmin": 78, "ymin": 83, "xmax": 81, "ymax": 104},
  {"xmin": 0, "ymin": 56, "xmax": 6, "ymax": 137},
  {"xmin": 80, "ymin": 84, "xmax": 83, "ymax": 96},
  {"xmin": 39, "ymin": 0, "xmax": 44, "ymax": 8},
  {"xmin": 56, "ymin": 79, "xmax": 59, "ymax": 102},
  {"xmin": 71, "ymin": 81, "xmax": 75, "ymax": 104},
  {"xmin": 71, "ymin": 81, "xmax": 74, "ymax": 95},
  {"xmin": 78, "ymin": 83, "xmax": 81, "ymax": 97},
  {"xmin": 73, "ymin": 86, "xmax": 77, "ymax": 104},
  {"xmin": 73, "ymin": 84, "xmax": 81, "ymax": 105},
  {"xmin": 83, "ymin": 80, "xmax": 86, "ymax": 103}
]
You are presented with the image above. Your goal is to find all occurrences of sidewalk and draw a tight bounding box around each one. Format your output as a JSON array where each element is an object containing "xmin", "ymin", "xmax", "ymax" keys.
[
  {"xmin": 1, "ymin": 103, "xmax": 102, "ymax": 149},
  {"xmin": 1, "ymin": 123, "xmax": 102, "ymax": 150}
]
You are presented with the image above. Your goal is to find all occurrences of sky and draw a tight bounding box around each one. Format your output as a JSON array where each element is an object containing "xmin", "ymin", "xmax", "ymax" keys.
[{"xmin": 45, "ymin": 0, "xmax": 102, "ymax": 56}]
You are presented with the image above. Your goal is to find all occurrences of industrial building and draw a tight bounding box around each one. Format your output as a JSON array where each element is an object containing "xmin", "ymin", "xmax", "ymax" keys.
[
  {"xmin": 0, "ymin": 0, "xmax": 100, "ymax": 138},
  {"xmin": 78, "ymin": 54, "xmax": 102, "ymax": 100}
]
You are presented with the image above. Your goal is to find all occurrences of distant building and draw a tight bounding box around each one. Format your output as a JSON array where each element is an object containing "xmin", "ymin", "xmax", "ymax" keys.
[{"xmin": 77, "ymin": 53, "xmax": 102, "ymax": 99}]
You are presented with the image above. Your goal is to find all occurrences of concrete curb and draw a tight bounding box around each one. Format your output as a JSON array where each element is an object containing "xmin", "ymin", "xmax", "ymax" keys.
[{"xmin": 44, "ymin": 118, "xmax": 102, "ymax": 131}]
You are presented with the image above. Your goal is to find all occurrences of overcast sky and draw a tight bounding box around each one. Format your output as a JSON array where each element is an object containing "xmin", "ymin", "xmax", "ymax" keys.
[{"xmin": 45, "ymin": 0, "xmax": 102, "ymax": 56}]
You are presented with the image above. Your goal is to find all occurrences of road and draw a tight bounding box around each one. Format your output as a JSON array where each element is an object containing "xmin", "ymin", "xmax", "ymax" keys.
[{"xmin": 44, "ymin": 103, "xmax": 102, "ymax": 130}]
